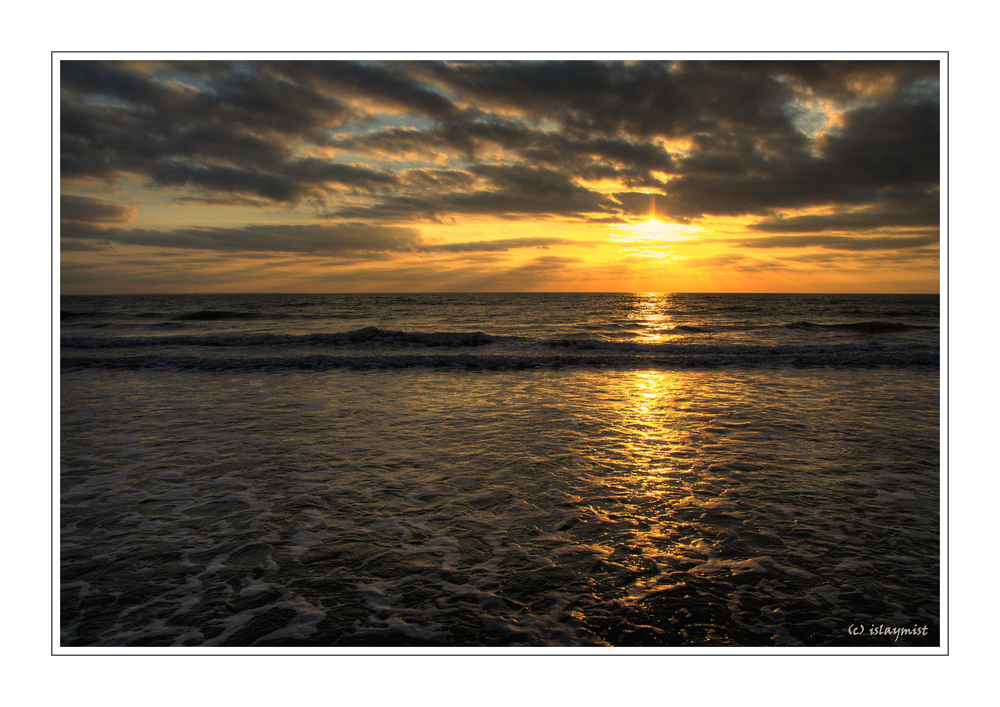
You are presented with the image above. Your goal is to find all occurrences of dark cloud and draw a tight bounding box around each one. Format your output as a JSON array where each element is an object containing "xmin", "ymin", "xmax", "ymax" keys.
[
  {"xmin": 331, "ymin": 188, "xmax": 617, "ymax": 222},
  {"xmin": 62, "ymin": 61, "xmax": 374, "ymax": 202},
  {"xmin": 143, "ymin": 162, "xmax": 302, "ymax": 203},
  {"xmin": 749, "ymin": 210, "xmax": 937, "ymax": 234},
  {"xmin": 61, "ymin": 195, "xmax": 137, "ymax": 238},
  {"xmin": 62, "ymin": 60, "xmax": 355, "ymax": 137},
  {"xmin": 468, "ymin": 163, "xmax": 585, "ymax": 197},
  {"xmin": 658, "ymin": 146, "xmax": 936, "ymax": 223},
  {"xmin": 332, "ymin": 118, "xmax": 674, "ymax": 193},
  {"xmin": 62, "ymin": 194, "xmax": 136, "ymax": 225},
  {"xmin": 426, "ymin": 60, "xmax": 796, "ymax": 138},
  {"xmin": 60, "ymin": 240, "xmax": 115, "ymax": 252},
  {"xmin": 65, "ymin": 223, "xmax": 424, "ymax": 254},
  {"xmin": 732, "ymin": 234, "xmax": 940, "ymax": 251},
  {"xmin": 427, "ymin": 59, "xmax": 939, "ymax": 143},
  {"xmin": 62, "ymin": 219, "xmax": 580, "ymax": 257},
  {"xmin": 678, "ymin": 129, "xmax": 781, "ymax": 178},
  {"xmin": 330, "ymin": 126, "xmax": 464, "ymax": 163},
  {"xmin": 278, "ymin": 61, "xmax": 459, "ymax": 119},
  {"xmin": 777, "ymin": 249, "xmax": 938, "ymax": 266},
  {"xmin": 329, "ymin": 164, "xmax": 620, "ymax": 223},
  {"xmin": 749, "ymin": 190, "xmax": 939, "ymax": 233},
  {"xmin": 819, "ymin": 97, "xmax": 939, "ymax": 186},
  {"xmin": 61, "ymin": 58, "xmax": 941, "ymax": 250},
  {"xmin": 612, "ymin": 192, "xmax": 660, "ymax": 218},
  {"xmin": 400, "ymin": 169, "xmax": 476, "ymax": 190},
  {"xmin": 168, "ymin": 194, "xmax": 274, "ymax": 207},
  {"xmin": 727, "ymin": 60, "xmax": 940, "ymax": 101}
]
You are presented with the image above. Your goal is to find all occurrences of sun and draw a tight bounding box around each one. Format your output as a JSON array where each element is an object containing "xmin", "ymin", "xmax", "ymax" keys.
[
  {"xmin": 638, "ymin": 218, "xmax": 668, "ymax": 237},
  {"xmin": 628, "ymin": 218, "xmax": 699, "ymax": 242}
]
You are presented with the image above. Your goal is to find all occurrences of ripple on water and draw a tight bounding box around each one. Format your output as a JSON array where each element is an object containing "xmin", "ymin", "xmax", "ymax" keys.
[{"xmin": 60, "ymin": 367, "xmax": 940, "ymax": 647}]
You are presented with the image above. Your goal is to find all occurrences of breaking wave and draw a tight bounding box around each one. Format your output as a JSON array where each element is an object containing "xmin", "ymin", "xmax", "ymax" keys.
[
  {"xmin": 783, "ymin": 320, "xmax": 936, "ymax": 333},
  {"xmin": 174, "ymin": 310, "xmax": 259, "ymax": 321},
  {"xmin": 61, "ymin": 326, "xmax": 505, "ymax": 349},
  {"xmin": 60, "ymin": 343, "xmax": 939, "ymax": 372}
]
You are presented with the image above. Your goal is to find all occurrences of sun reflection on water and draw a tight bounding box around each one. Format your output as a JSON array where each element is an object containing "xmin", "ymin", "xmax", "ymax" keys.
[
  {"xmin": 600, "ymin": 368, "xmax": 755, "ymax": 609},
  {"xmin": 627, "ymin": 293, "xmax": 684, "ymax": 343},
  {"xmin": 612, "ymin": 369, "xmax": 696, "ymax": 496}
]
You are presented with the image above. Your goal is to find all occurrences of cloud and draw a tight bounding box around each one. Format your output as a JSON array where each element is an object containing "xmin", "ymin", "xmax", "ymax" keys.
[
  {"xmin": 62, "ymin": 218, "xmax": 582, "ymax": 257},
  {"xmin": 61, "ymin": 195, "xmax": 137, "ymax": 238},
  {"xmin": 749, "ymin": 211, "xmax": 938, "ymax": 234},
  {"xmin": 333, "ymin": 120, "xmax": 674, "ymax": 188},
  {"xmin": 61, "ymin": 61, "xmax": 377, "ymax": 203},
  {"xmin": 329, "ymin": 164, "xmax": 620, "ymax": 222},
  {"xmin": 732, "ymin": 234, "xmax": 940, "ymax": 250},
  {"xmin": 749, "ymin": 190, "xmax": 939, "ymax": 233},
  {"xmin": 424, "ymin": 237, "xmax": 582, "ymax": 252},
  {"xmin": 60, "ymin": 59, "xmax": 942, "ymax": 293},
  {"xmin": 658, "ymin": 109, "xmax": 938, "ymax": 221},
  {"xmin": 67, "ymin": 222, "xmax": 424, "ymax": 254},
  {"xmin": 650, "ymin": 79, "xmax": 939, "ymax": 223},
  {"xmin": 61, "ymin": 60, "xmax": 940, "ymax": 226},
  {"xmin": 142, "ymin": 158, "xmax": 399, "ymax": 203},
  {"xmin": 681, "ymin": 253, "xmax": 792, "ymax": 272},
  {"xmin": 60, "ymin": 240, "xmax": 115, "ymax": 252},
  {"xmin": 62, "ymin": 194, "xmax": 136, "ymax": 224},
  {"xmin": 735, "ymin": 60, "xmax": 940, "ymax": 101},
  {"xmin": 497, "ymin": 254, "xmax": 588, "ymax": 280},
  {"xmin": 278, "ymin": 61, "xmax": 459, "ymax": 119},
  {"xmin": 819, "ymin": 97, "xmax": 940, "ymax": 186},
  {"xmin": 426, "ymin": 61, "xmax": 800, "ymax": 139}
]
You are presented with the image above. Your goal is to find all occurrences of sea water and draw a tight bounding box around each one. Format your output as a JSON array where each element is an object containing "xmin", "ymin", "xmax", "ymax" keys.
[{"xmin": 59, "ymin": 293, "xmax": 941, "ymax": 647}]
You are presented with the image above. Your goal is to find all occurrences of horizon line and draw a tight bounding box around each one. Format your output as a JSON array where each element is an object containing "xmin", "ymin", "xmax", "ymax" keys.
[{"xmin": 59, "ymin": 290, "xmax": 941, "ymax": 296}]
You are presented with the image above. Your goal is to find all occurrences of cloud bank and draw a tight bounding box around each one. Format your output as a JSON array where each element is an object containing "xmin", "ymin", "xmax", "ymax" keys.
[{"xmin": 60, "ymin": 58, "xmax": 941, "ymax": 291}]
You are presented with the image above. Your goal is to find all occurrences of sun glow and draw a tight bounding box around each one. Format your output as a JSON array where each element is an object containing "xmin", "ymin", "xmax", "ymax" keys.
[{"xmin": 611, "ymin": 218, "xmax": 701, "ymax": 244}]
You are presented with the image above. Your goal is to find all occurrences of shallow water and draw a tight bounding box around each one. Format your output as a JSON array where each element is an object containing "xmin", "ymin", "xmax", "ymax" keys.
[{"xmin": 60, "ymin": 365, "xmax": 939, "ymax": 647}]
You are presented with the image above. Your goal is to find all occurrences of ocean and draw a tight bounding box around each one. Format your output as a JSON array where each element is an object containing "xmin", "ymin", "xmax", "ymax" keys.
[{"xmin": 59, "ymin": 293, "xmax": 941, "ymax": 648}]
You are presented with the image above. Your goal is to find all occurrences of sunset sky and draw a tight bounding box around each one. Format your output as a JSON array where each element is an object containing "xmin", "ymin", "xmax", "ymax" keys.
[{"xmin": 58, "ymin": 56, "xmax": 942, "ymax": 294}]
